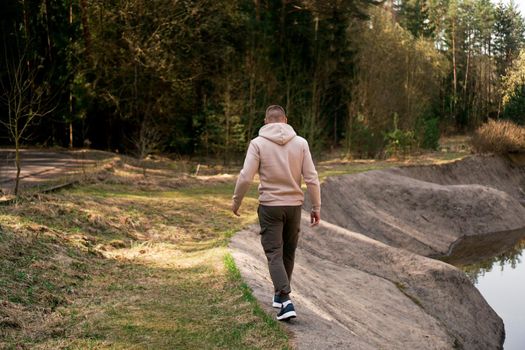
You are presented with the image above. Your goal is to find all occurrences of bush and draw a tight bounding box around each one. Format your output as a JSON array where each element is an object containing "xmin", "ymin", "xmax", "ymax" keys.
[
  {"xmin": 346, "ymin": 117, "xmax": 384, "ymax": 158},
  {"xmin": 384, "ymin": 128, "xmax": 416, "ymax": 158},
  {"xmin": 383, "ymin": 113, "xmax": 416, "ymax": 158},
  {"xmin": 502, "ymin": 85, "xmax": 525, "ymax": 125},
  {"xmin": 421, "ymin": 117, "xmax": 440, "ymax": 150},
  {"xmin": 471, "ymin": 119, "xmax": 525, "ymax": 154}
]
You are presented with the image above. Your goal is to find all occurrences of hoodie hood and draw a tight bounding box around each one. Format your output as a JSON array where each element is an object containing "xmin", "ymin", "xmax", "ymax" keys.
[{"xmin": 259, "ymin": 123, "xmax": 297, "ymax": 145}]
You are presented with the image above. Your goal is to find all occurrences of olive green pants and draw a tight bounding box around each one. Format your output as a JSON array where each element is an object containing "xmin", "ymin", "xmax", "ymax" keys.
[{"xmin": 257, "ymin": 205, "xmax": 302, "ymax": 295}]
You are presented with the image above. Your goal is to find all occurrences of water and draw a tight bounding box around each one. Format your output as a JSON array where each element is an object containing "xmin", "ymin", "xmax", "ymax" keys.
[{"xmin": 443, "ymin": 229, "xmax": 525, "ymax": 350}]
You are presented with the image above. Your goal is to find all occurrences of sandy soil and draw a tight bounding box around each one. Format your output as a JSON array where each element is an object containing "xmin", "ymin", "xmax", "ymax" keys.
[{"xmin": 230, "ymin": 155, "xmax": 524, "ymax": 349}]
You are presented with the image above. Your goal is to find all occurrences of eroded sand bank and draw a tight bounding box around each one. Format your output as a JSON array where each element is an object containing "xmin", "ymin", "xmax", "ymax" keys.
[{"xmin": 230, "ymin": 155, "xmax": 524, "ymax": 349}]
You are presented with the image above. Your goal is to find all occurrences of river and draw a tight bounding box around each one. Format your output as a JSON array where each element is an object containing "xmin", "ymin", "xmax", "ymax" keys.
[{"xmin": 443, "ymin": 229, "xmax": 525, "ymax": 350}]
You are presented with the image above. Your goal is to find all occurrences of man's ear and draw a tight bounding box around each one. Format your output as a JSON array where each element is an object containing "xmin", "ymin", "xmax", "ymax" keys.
[
  {"xmin": 264, "ymin": 118, "xmax": 268, "ymax": 124},
  {"xmin": 284, "ymin": 116, "xmax": 288, "ymax": 124}
]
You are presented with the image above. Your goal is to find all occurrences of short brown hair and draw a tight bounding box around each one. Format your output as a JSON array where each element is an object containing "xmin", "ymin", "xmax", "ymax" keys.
[{"xmin": 265, "ymin": 105, "xmax": 286, "ymax": 122}]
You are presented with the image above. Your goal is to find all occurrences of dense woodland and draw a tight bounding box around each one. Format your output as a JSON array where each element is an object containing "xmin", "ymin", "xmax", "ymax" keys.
[{"xmin": 1, "ymin": 0, "xmax": 525, "ymax": 161}]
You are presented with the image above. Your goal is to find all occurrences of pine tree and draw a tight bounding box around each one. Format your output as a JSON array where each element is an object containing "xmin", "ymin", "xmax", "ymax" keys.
[{"xmin": 493, "ymin": 0, "xmax": 525, "ymax": 75}]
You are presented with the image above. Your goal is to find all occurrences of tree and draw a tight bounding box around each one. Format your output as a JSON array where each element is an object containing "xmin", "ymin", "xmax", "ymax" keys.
[
  {"xmin": 396, "ymin": 0, "xmax": 435, "ymax": 38},
  {"xmin": 501, "ymin": 49, "xmax": 525, "ymax": 124},
  {"xmin": 129, "ymin": 118, "xmax": 164, "ymax": 177},
  {"xmin": 0, "ymin": 46, "xmax": 55, "ymax": 195},
  {"xmin": 4, "ymin": 0, "xmax": 525, "ymax": 159},
  {"xmin": 493, "ymin": 0, "xmax": 525, "ymax": 75},
  {"xmin": 493, "ymin": 0, "xmax": 525, "ymax": 116},
  {"xmin": 423, "ymin": 0, "xmax": 499, "ymax": 128},
  {"xmin": 347, "ymin": 6, "xmax": 447, "ymax": 156}
]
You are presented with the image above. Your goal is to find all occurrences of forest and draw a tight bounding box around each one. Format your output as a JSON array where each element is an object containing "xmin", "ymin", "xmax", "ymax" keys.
[{"xmin": 1, "ymin": 0, "xmax": 525, "ymax": 161}]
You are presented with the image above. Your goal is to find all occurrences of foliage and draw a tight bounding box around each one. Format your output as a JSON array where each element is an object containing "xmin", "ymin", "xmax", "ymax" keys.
[
  {"xmin": 383, "ymin": 114, "xmax": 416, "ymax": 158},
  {"xmin": 471, "ymin": 119, "xmax": 525, "ymax": 154},
  {"xmin": 502, "ymin": 85, "xmax": 525, "ymax": 125},
  {"xmin": 384, "ymin": 128, "xmax": 416, "ymax": 158},
  {"xmin": 396, "ymin": 0, "xmax": 435, "ymax": 38},
  {"xmin": 493, "ymin": 1, "xmax": 525, "ymax": 75},
  {"xmin": 1, "ymin": 0, "xmax": 525, "ymax": 161},
  {"xmin": 345, "ymin": 115, "xmax": 384, "ymax": 158},
  {"xmin": 501, "ymin": 49, "xmax": 525, "ymax": 124},
  {"xmin": 195, "ymin": 109, "xmax": 246, "ymax": 161},
  {"xmin": 347, "ymin": 6, "xmax": 447, "ymax": 157},
  {"xmin": 420, "ymin": 117, "xmax": 441, "ymax": 150}
]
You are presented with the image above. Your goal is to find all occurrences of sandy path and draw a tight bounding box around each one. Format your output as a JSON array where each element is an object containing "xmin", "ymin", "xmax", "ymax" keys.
[{"xmin": 232, "ymin": 223, "xmax": 451, "ymax": 349}]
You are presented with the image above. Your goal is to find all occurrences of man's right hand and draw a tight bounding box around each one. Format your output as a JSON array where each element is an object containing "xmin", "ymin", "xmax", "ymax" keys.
[
  {"xmin": 310, "ymin": 210, "xmax": 320, "ymax": 227},
  {"xmin": 232, "ymin": 202, "xmax": 241, "ymax": 217}
]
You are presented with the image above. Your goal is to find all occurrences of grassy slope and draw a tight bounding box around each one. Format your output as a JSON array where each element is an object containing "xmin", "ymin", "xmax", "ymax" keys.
[
  {"xmin": 0, "ymin": 147, "xmax": 468, "ymax": 349},
  {"xmin": 0, "ymin": 170, "xmax": 289, "ymax": 349}
]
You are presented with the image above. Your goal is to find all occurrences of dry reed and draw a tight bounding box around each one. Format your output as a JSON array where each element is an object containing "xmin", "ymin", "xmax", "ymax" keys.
[{"xmin": 471, "ymin": 119, "xmax": 525, "ymax": 154}]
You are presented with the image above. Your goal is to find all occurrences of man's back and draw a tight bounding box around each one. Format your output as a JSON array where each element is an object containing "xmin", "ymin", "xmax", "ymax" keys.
[
  {"xmin": 251, "ymin": 123, "xmax": 319, "ymax": 207},
  {"xmin": 232, "ymin": 122, "xmax": 320, "ymax": 211}
]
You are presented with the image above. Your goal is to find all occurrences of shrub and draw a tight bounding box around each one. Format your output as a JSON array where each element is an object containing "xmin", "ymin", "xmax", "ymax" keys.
[
  {"xmin": 383, "ymin": 113, "xmax": 416, "ymax": 158},
  {"xmin": 346, "ymin": 117, "xmax": 384, "ymax": 158},
  {"xmin": 471, "ymin": 119, "xmax": 525, "ymax": 154},
  {"xmin": 501, "ymin": 49, "xmax": 525, "ymax": 124},
  {"xmin": 502, "ymin": 85, "xmax": 525, "ymax": 125},
  {"xmin": 384, "ymin": 128, "xmax": 416, "ymax": 158},
  {"xmin": 420, "ymin": 117, "xmax": 440, "ymax": 150}
]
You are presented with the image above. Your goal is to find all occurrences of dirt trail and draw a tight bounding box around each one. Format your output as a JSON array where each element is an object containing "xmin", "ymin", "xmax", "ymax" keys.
[
  {"xmin": 0, "ymin": 149, "xmax": 113, "ymax": 194},
  {"xmin": 230, "ymin": 155, "xmax": 524, "ymax": 349}
]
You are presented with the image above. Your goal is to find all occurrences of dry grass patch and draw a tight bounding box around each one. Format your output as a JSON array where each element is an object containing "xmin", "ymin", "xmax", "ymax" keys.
[
  {"xmin": 471, "ymin": 119, "xmax": 525, "ymax": 154},
  {"xmin": 0, "ymin": 164, "xmax": 290, "ymax": 349},
  {"xmin": 0, "ymin": 217, "xmax": 96, "ymax": 348}
]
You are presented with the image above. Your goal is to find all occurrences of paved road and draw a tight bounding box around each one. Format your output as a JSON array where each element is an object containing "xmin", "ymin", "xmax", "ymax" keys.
[{"xmin": 0, "ymin": 149, "xmax": 114, "ymax": 194}]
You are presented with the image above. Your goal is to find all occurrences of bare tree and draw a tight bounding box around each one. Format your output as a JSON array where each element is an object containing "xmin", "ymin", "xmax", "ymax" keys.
[
  {"xmin": 130, "ymin": 118, "xmax": 164, "ymax": 177},
  {"xmin": 0, "ymin": 48, "xmax": 55, "ymax": 196}
]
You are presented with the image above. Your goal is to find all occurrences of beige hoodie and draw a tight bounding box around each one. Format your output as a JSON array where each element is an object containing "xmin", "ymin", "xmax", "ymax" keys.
[{"xmin": 232, "ymin": 123, "xmax": 321, "ymax": 212}]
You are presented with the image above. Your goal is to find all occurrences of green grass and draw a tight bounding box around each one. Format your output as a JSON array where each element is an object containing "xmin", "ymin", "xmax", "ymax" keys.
[
  {"xmin": 224, "ymin": 254, "xmax": 292, "ymax": 349},
  {"xmin": 317, "ymin": 150, "xmax": 468, "ymax": 181}
]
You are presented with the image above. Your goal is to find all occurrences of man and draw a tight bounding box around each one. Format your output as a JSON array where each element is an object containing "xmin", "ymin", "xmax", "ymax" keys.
[{"xmin": 232, "ymin": 105, "xmax": 321, "ymax": 321}]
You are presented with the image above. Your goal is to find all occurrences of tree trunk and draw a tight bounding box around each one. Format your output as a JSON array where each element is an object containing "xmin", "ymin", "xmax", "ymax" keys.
[
  {"xmin": 69, "ymin": 122, "xmax": 73, "ymax": 148},
  {"xmin": 22, "ymin": 0, "xmax": 29, "ymax": 40},
  {"xmin": 346, "ymin": 102, "xmax": 354, "ymax": 155},
  {"xmin": 247, "ymin": 64, "xmax": 255, "ymax": 142},
  {"xmin": 452, "ymin": 22, "xmax": 457, "ymax": 118},
  {"xmin": 247, "ymin": 34, "xmax": 256, "ymax": 143},
  {"xmin": 79, "ymin": 0, "xmax": 92, "ymax": 57},
  {"xmin": 14, "ymin": 137, "xmax": 21, "ymax": 197},
  {"xmin": 333, "ymin": 113, "xmax": 337, "ymax": 147},
  {"xmin": 44, "ymin": 0, "xmax": 53, "ymax": 61},
  {"xmin": 406, "ymin": 52, "xmax": 411, "ymax": 126},
  {"xmin": 69, "ymin": 0, "xmax": 73, "ymax": 148},
  {"xmin": 224, "ymin": 80, "xmax": 231, "ymax": 165},
  {"xmin": 487, "ymin": 41, "xmax": 491, "ymax": 119},
  {"xmin": 463, "ymin": 44, "xmax": 470, "ymax": 123}
]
